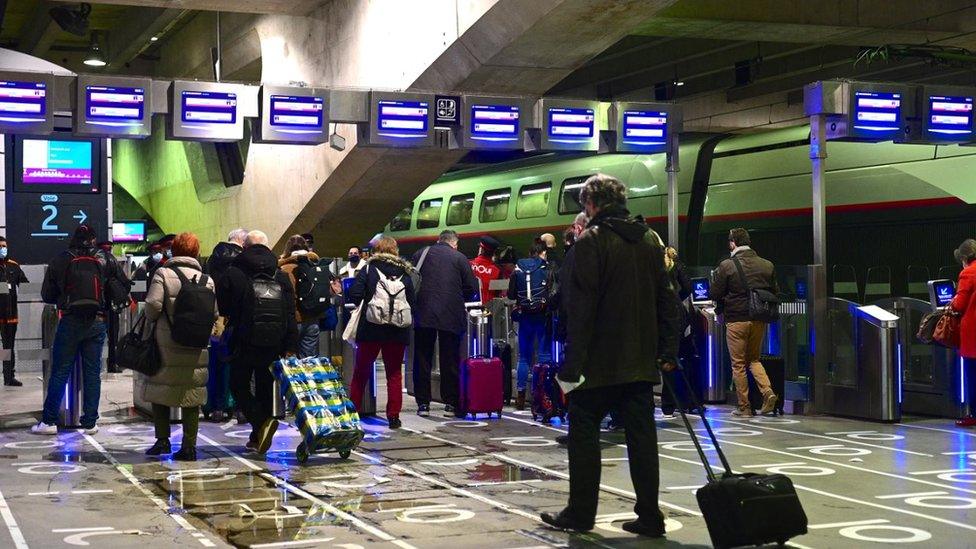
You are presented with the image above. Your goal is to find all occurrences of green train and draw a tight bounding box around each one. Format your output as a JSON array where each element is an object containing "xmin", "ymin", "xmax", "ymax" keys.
[{"xmin": 385, "ymin": 125, "xmax": 976, "ymax": 295}]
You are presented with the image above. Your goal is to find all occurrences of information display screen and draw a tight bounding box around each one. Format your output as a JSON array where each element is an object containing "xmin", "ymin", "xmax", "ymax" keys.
[
  {"xmin": 932, "ymin": 280, "xmax": 956, "ymax": 307},
  {"xmin": 21, "ymin": 139, "xmax": 92, "ymax": 185},
  {"xmin": 181, "ymin": 90, "xmax": 237, "ymax": 125},
  {"xmin": 691, "ymin": 277, "xmax": 711, "ymax": 304},
  {"xmin": 622, "ymin": 110, "xmax": 667, "ymax": 147},
  {"xmin": 470, "ymin": 104, "xmax": 520, "ymax": 141},
  {"xmin": 547, "ymin": 107, "xmax": 595, "ymax": 141},
  {"xmin": 269, "ymin": 94, "xmax": 324, "ymax": 132},
  {"xmin": 853, "ymin": 91, "xmax": 902, "ymax": 133},
  {"xmin": 927, "ymin": 95, "xmax": 974, "ymax": 137},
  {"xmin": 112, "ymin": 221, "xmax": 146, "ymax": 243},
  {"xmin": 0, "ymin": 80, "xmax": 46, "ymax": 122},
  {"xmin": 86, "ymin": 85, "xmax": 144, "ymax": 125},
  {"xmin": 376, "ymin": 100, "xmax": 429, "ymax": 138}
]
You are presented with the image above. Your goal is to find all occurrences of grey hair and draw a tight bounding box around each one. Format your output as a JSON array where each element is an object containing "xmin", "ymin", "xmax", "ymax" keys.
[
  {"xmin": 244, "ymin": 230, "xmax": 269, "ymax": 248},
  {"xmin": 227, "ymin": 228, "xmax": 249, "ymax": 245},
  {"xmin": 573, "ymin": 212, "xmax": 589, "ymax": 227},
  {"xmin": 579, "ymin": 173, "xmax": 627, "ymax": 211},
  {"xmin": 438, "ymin": 230, "xmax": 459, "ymax": 244}
]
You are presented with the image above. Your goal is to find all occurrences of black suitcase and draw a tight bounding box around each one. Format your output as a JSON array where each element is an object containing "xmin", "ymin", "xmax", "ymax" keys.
[
  {"xmin": 662, "ymin": 367, "xmax": 808, "ymax": 549},
  {"xmin": 747, "ymin": 355, "xmax": 786, "ymax": 415},
  {"xmin": 493, "ymin": 340, "xmax": 514, "ymax": 404}
]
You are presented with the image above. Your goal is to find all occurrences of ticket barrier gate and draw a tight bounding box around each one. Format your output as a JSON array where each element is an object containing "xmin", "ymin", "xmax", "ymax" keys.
[
  {"xmin": 817, "ymin": 299, "xmax": 901, "ymax": 421},
  {"xmin": 404, "ymin": 298, "xmax": 485, "ymax": 403}
]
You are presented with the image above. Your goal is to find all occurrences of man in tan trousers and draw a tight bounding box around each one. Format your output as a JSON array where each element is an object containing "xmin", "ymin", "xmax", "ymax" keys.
[{"xmin": 710, "ymin": 228, "xmax": 779, "ymax": 416}]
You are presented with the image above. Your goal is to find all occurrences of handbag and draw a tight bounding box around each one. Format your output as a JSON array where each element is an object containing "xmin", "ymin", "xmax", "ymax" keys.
[
  {"xmin": 933, "ymin": 309, "xmax": 961, "ymax": 348},
  {"xmin": 116, "ymin": 313, "xmax": 161, "ymax": 376},
  {"xmin": 342, "ymin": 301, "xmax": 364, "ymax": 345},
  {"xmin": 731, "ymin": 256, "xmax": 780, "ymax": 322},
  {"xmin": 917, "ymin": 310, "xmax": 943, "ymax": 344}
]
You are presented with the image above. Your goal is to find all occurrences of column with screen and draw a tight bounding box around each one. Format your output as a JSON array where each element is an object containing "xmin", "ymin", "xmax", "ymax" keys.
[{"xmin": 623, "ymin": 110, "xmax": 668, "ymax": 151}]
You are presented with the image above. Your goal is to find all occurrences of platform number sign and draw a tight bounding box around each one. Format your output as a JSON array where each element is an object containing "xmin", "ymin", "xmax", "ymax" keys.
[
  {"xmin": 435, "ymin": 95, "xmax": 460, "ymax": 128},
  {"xmin": 6, "ymin": 192, "xmax": 107, "ymax": 264}
]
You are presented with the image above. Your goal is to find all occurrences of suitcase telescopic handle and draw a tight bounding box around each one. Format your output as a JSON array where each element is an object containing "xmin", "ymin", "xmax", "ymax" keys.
[{"xmin": 660, "ymin": 365, "xmax": 734, "ymax": 481}]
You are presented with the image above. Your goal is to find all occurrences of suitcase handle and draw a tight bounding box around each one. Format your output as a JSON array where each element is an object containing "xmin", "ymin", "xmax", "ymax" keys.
[{"xmin": 660, "ymin": 364, "xmax": 734, "ymax": 482}]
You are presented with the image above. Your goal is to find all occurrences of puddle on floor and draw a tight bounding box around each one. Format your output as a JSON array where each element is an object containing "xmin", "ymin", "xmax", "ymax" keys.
[
  {"xmin": 466, "ymin": 463, "xmax": 559, "ymax": 484},
  {"xmin": 45, "ymin": 450, "xmax": 113, "ymax": 464}
]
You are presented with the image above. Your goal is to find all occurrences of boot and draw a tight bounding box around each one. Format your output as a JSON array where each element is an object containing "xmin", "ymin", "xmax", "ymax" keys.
[
  {"xmin": 3, "ymin": 376, "xmax": 22, "ymax": 387},
  {"xmin": 173, "ymin": 446, "xmax": 197, "ymax": 462},
  {"xmin": 145, "ymin": 439, "xmax": 171, "ymax": 456},
  {"xmin": 516, "ymin": 390, "xmax": 526, "ymax": 411}
]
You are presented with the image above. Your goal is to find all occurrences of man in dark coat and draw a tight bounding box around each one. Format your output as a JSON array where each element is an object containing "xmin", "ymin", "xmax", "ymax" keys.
[
  {"xmin": 411, "ymin": 230, "xmax": 478, "ymax": 417},
  {"xmin": 542, "ymin": 174, "xmax": 680, "ymax": 538},
  {"xmin": 0, "ymin": 235, "xmax": 28, "ymax": 386},
  {"xmin": 203, "ymin": 228, "xmax": 247, "ymax": 421},
  {"xmin": 216, "ymin": 230, "xmax": 299, "ymax": 454}
]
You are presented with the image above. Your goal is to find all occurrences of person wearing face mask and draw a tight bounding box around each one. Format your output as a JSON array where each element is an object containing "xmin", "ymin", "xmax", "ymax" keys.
[
  {"xmin": 134, "ymin": 244, "xmax": 164, "ymax": 283},
  {"xmin": 0, "ymin": 236, "xmax": 28, "ymax": 386},
  {"xmin": 339, "ymin": 246, "xmax": 366, "ymax": 280}
]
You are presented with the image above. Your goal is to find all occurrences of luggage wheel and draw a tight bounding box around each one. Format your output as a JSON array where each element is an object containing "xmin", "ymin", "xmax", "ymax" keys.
[
  {"xmin": 339, "ymin": 450, "xmax": 351, "ymax": 460},
  {"xmin": 495, "ymin": 410, "xmax": 502, "ymax": 418},
  {"xmin": 296, "ymin": 442, "xmax": 309, "ymax": 465}
]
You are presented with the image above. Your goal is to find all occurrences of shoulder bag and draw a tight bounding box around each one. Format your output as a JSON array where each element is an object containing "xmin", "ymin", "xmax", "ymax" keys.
[
  {"xmin": 116, "ymin": 313, "xmax": 161, "ymax": 376},
  {"xmin": 933, "ymin": 308, "xmax": 961, "ymax": 348},
  {"xmin": 731, "ymin": 256, "xmax": 780, "ymax": 322}
]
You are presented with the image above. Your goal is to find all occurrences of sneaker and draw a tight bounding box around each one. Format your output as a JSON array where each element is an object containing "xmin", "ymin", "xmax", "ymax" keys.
[
  {"xmin": 759, "ymin": 393, "xmax": 779, "ymax": 415},
  {"xmin": 389, "ymin": 418, "xmax": 402, "ymax": 430},
  {"xmin": 417, "ymin": 404, "xmax": 430, "ymax": 417},
  {"xmin": 256, "ymin": 418, "xmax": 279, "ymax": 454},
  {"xmin": 731, "ymin": 408, "xmax": 754, "ymax": 417},
  {"xmin": 956, "ymin": 416, "xmax": 976, "ymax": 427},
  {"xmin": 30, "ymin": 422, "xmax": 57, "ymax": 435},
  {"xmin": 80, "ymin": 425, "xmax": 99, "ymax": 435},
  {"xmin": 661, "ymin": 411, "xmax": 676, "ymax": 420}
]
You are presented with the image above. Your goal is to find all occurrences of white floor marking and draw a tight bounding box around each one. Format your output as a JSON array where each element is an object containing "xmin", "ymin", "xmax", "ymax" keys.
[
  {"xmin": 909, "ymin": 468, "xmax": 974, "ymax": 475},
  {"xmin": 809, "ymin": 519, "xmax": 889, "ymax": 530},
  {"xmin": 81, "ymin": 433, "xmax": 214, "ymax": 547},
  {"xmin": 250, "ymin": 538, "xmax": 338, "ymax": 548},
  {"xmin": 465, "ymin": 479, "xmax": 544, "ymax": 487},
  {"xmin": 741, "ymin": 461, "xmax": 806, "ymax": 468},
  {"xmin": 664, "ymin": 485, "xmax": 702, "ymax": 491},
  {"xmin": 0, "ymin": 487, "xmax": 29, "ymax": 549},
  {"xmin": 719, "ymin": 418, "xmax": 933, "ymax": 456},
  {"xmin": 51, "ymin": 527, "xmax": 114, "ymax": 533},
  {"xmin": 195, "ymin": 433, "xmax": 417, "ymax": 549},
  {"xmin": 897, "ymin": 423, "xmax": 976, "ymax": 438},
  {"xmin": 876, "ymin": 491, "xmax": 947, "ymax": 499}
]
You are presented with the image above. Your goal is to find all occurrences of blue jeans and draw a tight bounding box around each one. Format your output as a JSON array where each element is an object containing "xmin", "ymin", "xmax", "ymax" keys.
[
  {"xmin": 517, "ymin": 314, "xmax": 551, "ymax": 391},
  {"xmin": 298, "ymin": 322, "xmax": 321, "ymax": 359},
  {"xmin": 42, "ymin": 315, "xmax": 107, "ymax": 427}
]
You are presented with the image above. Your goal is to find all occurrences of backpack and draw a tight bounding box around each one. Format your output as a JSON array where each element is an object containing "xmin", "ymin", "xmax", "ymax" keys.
[
  {"xmin": 64, "ymin": 252, "xmax": 105, "ymax": 316},
  {"xmin": 106, "ymin": 269, "xmax": 132, "ymax": 313},
  {"xmin": 248, "ymin": 273, "xmax": 287, "ymax": 348},
  {"xmin": 164, "ymin": 266, "xmax": 216, "ymax": 348},
  {"xmin": 293, "ymin": 257, "xmax": 332, "ymax": 318},
  {"xmin": 365, "ymin": 267, "xmax": 412, "ymax": 328},
  {"xmin": 517, "ymin": 263, "xmax": 549, "ymax": 315}
]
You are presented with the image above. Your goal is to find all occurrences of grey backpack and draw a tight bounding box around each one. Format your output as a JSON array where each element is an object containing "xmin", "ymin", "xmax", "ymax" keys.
[{"xmin": 365, "ymin": 268, "xmax": 412, "ymax": 328}]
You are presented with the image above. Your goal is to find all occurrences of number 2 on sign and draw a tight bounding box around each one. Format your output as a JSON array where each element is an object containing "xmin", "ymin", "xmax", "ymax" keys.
[{"xmin": 41, "ymin": 205, "xmax": 59, "ymax": 231}]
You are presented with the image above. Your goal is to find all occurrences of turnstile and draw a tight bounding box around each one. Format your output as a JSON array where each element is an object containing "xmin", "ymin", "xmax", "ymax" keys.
[
  {"xmin": 817, "ymin": 299, "xmax": 901, "ymax": 421},
  {"xmin": 695, "ymin": 305, "xmax": 728, "ymax": 403}
]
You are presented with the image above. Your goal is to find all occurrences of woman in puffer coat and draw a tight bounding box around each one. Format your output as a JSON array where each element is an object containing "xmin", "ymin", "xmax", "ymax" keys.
[{"xmin": 143, "ymin": 233, "xmax": 216, "ymax": 461}]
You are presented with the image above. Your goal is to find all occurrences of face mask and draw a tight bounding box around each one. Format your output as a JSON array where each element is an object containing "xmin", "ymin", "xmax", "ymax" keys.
[
  {"xmin": 0, "ymin": 247, "xmax": 7, "ymax": 260},
  {"xmin": 152, "ymin": 253, "xmax": 163, "ymax": 263},
  {"xmin": 165, "ymin": 249, "xmax": 173, "ymax": 259},
  {"xmin": 348, "ymin": 255, "xmax": 360, "ymax": 265}
]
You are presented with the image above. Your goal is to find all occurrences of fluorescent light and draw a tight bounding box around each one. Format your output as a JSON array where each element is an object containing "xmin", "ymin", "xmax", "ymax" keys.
[
  {"xmin": 521, "ymin": 187, "xmax": 551, "ymax": 196},
  {"xmin": 674, "ymin": 81, "xmax": 685, "ymax": 87},
  {"xmin": 150, "ymin": 36, "xmax": 158, "ymax": 42},
  {"xmin": 485, "ymin": 193, "xmax": 510, "ymax": 201}
]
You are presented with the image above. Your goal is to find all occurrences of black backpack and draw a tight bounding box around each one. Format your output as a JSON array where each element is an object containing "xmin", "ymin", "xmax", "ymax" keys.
[
  {"xmin": 64, "ymin": 252, "xmax": 104, "ymax": 316},
  {"xmin": 248, "ymin": 272, "xmax": 286, "ymax": 348},
  {"xmin": 294, "ymin": 257, "xmax": 332, "ymax": 318},
  {"xmin": 164, "ymin": 266, "xmax": 216, "ymax": 348}
]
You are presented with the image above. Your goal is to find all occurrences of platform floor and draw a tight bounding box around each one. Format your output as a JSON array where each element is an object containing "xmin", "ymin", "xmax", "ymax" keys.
[{"xmin": 1, "ymin": 374, "xmax": 975, "ymax": 548}]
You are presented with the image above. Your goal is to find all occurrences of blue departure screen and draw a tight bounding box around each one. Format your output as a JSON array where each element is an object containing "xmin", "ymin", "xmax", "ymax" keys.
[
  {"xmin": 927, "ymin": 95, "xmax": 973, "ymax": 137},
  {"xmin": 112, "ymin": 221, "xmax": 146, "ymax": 243},
  {"xmin": 182, "ymin": 90, "xmax": 237, "ymax": 125},
  {"xmin": 470, "ymin": 104, "xmax": 520, "ymax": 141},
  {"xmin": 0, "ymin": 80, "xmax": 46, "ymax": 122},
  {"xmin": 548, "ymin": 107, "xmax": 594, "ymax": 142},
  {"xmin": 86, "ymin": 86, "xmax": 144, "ymax": 125},
  {"xmin": 377, "ymin": 100, "xmax": 429, "ymax": 138},
  {"xmin": 853, "ymin": 91, "xmax": 901, "ymax": 134},
  {"xmin": 622, "ymin": 110, "xmax": 667, "ymax": 148},
  {"xmin": 691, "ymin": 277, "xmax": 710, "ymax": 303},
  {"xmin": 270, "ymin": 95, "xmax": 324, "ymax": 132}
]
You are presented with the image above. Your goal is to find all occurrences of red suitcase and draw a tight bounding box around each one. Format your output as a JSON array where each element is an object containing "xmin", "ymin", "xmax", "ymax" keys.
[{"xmin": 458, "ymin": 357, "xmax": 504, "ymax": 419}]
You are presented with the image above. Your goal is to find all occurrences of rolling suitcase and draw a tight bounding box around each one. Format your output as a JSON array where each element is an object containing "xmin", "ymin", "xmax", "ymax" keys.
[
  {"xmin": 459, "ymin": 356, "xmax": 504, "ymax": 419},
  {"xmin": 493, "ymin": 340, "xmax": 514, "ymax": 405},
  {"xmin": 663, "ymin": 368, "xmax": 808, "ymax": 548},
  {"xmin": 747, "ymin": 355, "xmax": 786, "ymax": 415}
]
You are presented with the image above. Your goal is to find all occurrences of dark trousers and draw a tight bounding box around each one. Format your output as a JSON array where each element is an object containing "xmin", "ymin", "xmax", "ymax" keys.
[
  {"xmin": 1, "ymin": 323, "xmax": 17, "ymax": 379},
  {"xmin": 965, "ymin": 358, "xmax": 976, "ymax": 418},
  {"xmin": 661, "ymin": 336, "xmax": 700, "ymax": 414},
  {"xmin": 152, "ymin": 404, "xmax": 200, "ymax": 448},
  {"xmin": 565, "ymin": 381, "xmax": 664, "ymax": 527},
  {"xmin": 229, "ymin": 346, "xmax": 279, "ymax": 440},
  {"xmin": 413, "ymin": 327, "xmax": 461, "ymax": 407}
]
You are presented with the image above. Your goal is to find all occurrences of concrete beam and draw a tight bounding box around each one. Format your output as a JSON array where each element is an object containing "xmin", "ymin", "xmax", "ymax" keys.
[
  {"xmin": 106, "ymin": 7, "xmax": 188, "ymax": 70},
  {"xmin": 84, "ymin": 0, "xmax": 324, "ymax": 16},
  {"xmin": 18, "ymin": 1, "xmax": 60, "ymax": 58}
]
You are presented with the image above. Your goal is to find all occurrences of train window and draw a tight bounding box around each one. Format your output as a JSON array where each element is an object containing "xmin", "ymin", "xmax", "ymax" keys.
[
  {"xmin": 447, "ymin": 193, "xmax": 475, "ymax": 226},
  {"xmin": 417, "ymin": 198, "xmax": 443, "ymax": 229},
  {"xmin": 516, "ymin": 182, "xmax": 552, "ymax": 219},
  {"xmin": 389, "ymin": 203, "xmax": 413, "ymax": 232},
  {"xmin": 558, "ymin": 175, "xmax": 592, "ymax": 214},
  {"xmin": 480, "ymin": 187, "xmax": 511, "ymax": 223}
]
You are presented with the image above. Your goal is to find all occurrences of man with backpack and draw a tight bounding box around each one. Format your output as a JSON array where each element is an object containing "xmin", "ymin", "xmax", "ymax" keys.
[
  {"xmin": 508, "ymin": 238, "xmax": 554, "ymax": 410},
  {"xmin": 33, "ymin": 224, "xmax": 121, "ymax": 435},
  {"xmin": 279, "ymin": 234, "xmax": 340, "ymax": 358},
  {"xmin": 216, "ymin": 230, "xmax": 299, "ymax": 454}
]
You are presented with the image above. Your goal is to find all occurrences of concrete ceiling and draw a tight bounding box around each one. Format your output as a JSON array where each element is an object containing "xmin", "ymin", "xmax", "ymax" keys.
[{"xmin": 82, "ymin": 0, "xmax": 324, "ymax": 16}]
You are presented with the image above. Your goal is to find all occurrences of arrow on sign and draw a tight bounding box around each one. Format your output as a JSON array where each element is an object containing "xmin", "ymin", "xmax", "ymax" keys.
[{"xmin": 73, "ymin": 210, "xmax": 88, "ymax": 224}]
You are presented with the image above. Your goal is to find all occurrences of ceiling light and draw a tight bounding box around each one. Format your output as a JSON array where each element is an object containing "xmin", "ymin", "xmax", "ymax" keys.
[
  {"xmin": 674, "ymin": 80, "xmax": 685, "ymax": 87},
  {"xmin": 150, "ymin": 36, "xmax": 158, "ymax": 42},
  {"xmin": 49, "ymin": 3, "xmax": 92, "ymax": 37},
  {"xmin": 84, "ymin": 42, "xmax": 106, "ymax": 67}
]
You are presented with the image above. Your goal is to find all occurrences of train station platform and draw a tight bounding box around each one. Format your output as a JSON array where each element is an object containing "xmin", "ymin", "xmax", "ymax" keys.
[{"xmin": 0, "ymin": 370, "xmax": 974, "ymax": 548}]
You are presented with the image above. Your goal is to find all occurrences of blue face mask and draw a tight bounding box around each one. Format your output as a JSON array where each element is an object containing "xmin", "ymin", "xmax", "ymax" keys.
[
  {"xmin": 0, "ymin": 247, "xmax": 7, "ymax": 260},
  {"xmin": 152, "ymin": 253, "xmax": 163, "ymax": 263},
  {"xmin": 164, "ymin": 249, "xmax": 173, "ymax": 259}
]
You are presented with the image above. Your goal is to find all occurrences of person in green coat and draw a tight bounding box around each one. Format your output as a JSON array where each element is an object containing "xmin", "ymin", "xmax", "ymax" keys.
[{"xmin": 142, "ymin": 233, "xmax": 217, "ymax": 461}]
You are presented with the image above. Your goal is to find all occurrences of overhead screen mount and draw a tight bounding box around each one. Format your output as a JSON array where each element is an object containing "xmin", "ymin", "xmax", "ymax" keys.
[
  {"xmin": 804, "ymin": 80, "xmax": 913, "ymax": 142},
  {"xmin": 167, "ymin": 80, "xmax": 245, "ymax": 143},
  {"xmin": 461, "ymin": 95, "xmax": 535, "ymax": 150},
  {"xmin": 0, "ymin": 70, "xmax": 56, "ymax": 136},
  {"xmin": 254, "ymin": 85, "xmax": 330, "ymax": 145},
  {"xmin": 73, "ymin": 75, "xmax": 152, "ymax": 139},
  {"xmin": 359, "ymin": 91, "xmax": 435, "ymax": 148},
  {"xmin": 605, "ymin": 101, "xmax": 681, "ymax": 154}
]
